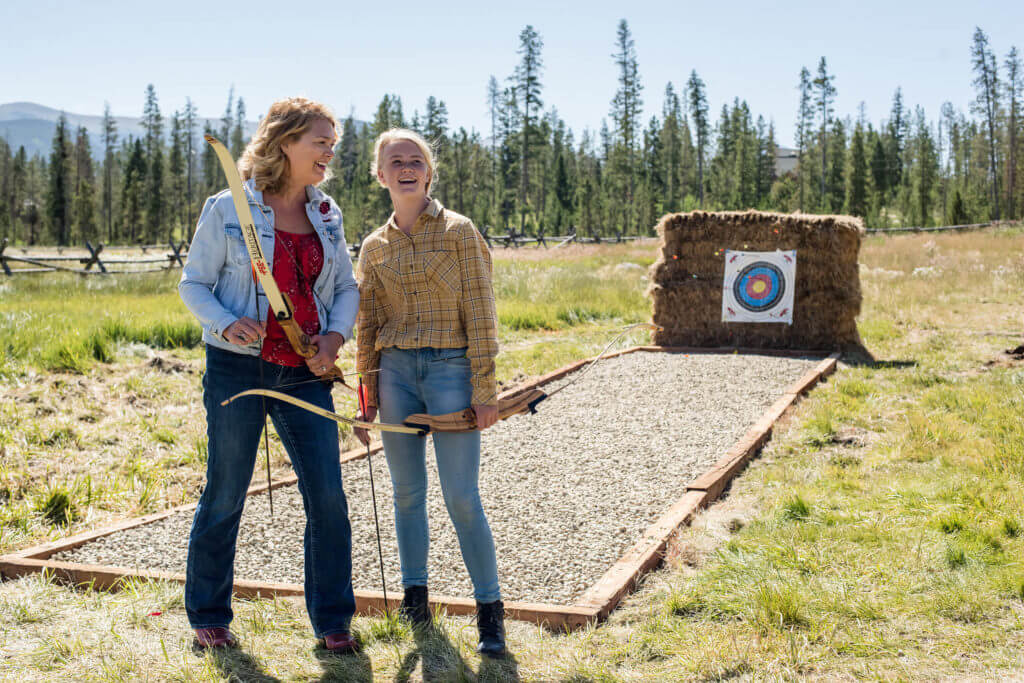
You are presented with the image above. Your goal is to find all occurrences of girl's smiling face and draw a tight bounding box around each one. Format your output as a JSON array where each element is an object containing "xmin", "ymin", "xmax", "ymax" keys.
[
  {"xmin": 378, "ymin": 139, "xmax": 431, "ymax": 199},
  {"xmin": 281, "ymin": 118, "xmax": 337, "ymax": 187}
]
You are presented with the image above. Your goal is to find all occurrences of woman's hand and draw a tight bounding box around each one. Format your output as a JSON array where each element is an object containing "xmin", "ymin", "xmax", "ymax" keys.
[
  {"xmin": 307, "ymin": 332, "xmax": 344, "ymax": 376},
  {"xmin": 354, "ymin": 405, "xmax": 377, "ymax": 446},
  {"xmin": 224, "ymin": 318, "xmax": 266, "ymax": 346},
  {"xmin": 473, "ymin": 404, "xmax": 498, "ymax": 431}
]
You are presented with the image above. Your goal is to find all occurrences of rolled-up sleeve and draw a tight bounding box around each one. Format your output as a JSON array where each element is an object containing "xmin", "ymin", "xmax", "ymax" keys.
[
  {"xmin": 324, "ymin": 212, "xmax": 359, "ymax": 342},
  {"xmin": 178, "ymin": 197, "xmax": 236, "ymax": 340},
  {"xmin": 457, "ymin": 221, "xmax": 498, "ymax": 406}
]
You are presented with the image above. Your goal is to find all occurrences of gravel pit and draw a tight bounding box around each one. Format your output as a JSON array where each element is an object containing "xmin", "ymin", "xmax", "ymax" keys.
[{"xmin": 54, "ymin": 351, "xmax": 822, "ymax": 605}]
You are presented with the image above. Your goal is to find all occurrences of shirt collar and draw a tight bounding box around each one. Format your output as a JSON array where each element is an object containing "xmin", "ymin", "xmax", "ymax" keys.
[{"xmin": 386, "ymin": 197, "xmax": 444, "ymax": 233}]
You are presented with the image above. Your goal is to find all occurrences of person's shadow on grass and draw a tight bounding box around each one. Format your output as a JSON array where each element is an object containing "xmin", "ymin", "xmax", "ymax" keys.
[
  {"xmin": 313, "ymin": 640, "xmax": 374, "ymax": 682},
  {"xmin": 203, "ymin": 645, "xmax": 282, "ymax": 683},
  {"xmin": 393, "ymin": 624, "xmax": 520, "ymax": 683}
]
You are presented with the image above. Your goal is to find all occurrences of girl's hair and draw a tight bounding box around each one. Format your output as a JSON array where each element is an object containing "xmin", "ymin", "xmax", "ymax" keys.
[
  {"xmin": 371, "ymin": 128, "xmax": 437, "ymax": 192},
  {"xmin": 238, "ymin": 97, "xmax": 337, "ymax": 194}
]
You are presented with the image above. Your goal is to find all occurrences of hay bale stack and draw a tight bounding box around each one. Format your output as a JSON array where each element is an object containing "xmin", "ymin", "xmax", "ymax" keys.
[{"xmin": 648, "ymin": 210, "xmax": 864, "ymax": 350}]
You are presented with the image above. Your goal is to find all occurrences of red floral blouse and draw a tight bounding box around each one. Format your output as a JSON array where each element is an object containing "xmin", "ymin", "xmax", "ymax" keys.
[{"xmin": 260, "ymin": 231, "xmax": 324, "ymax": 367}]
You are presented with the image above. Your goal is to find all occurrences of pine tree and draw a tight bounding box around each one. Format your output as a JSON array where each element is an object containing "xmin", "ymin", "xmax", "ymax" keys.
[
  {"xmin": 336, "ymin": 114, "xmax": 359, "ymax": 188},
  {"xmin": 101, "ymin": 103, "xmax": 118, "ymax": 242},
  {"xmin": 220, "ymin": 86, "xmax": 235, "ymax": 143},
  {"xmin": 661, "ymin": 83, "xmax": 683, "ymax": 211},
  {"xmin": 756, "ymin": 117, "xmax": 776, "ymax": 206},
  {"xmin": 813, "ymin": 57, "xmax": 837, "ymax": 211},
  {"xmin": 72, "ymin": 126, "xmax": 96, "ymax": 241},
  {"xmin": 230, "ymin": 97, "xmax": 246, "ymax": 158},
  {"xmin": 423, "ymin": 96, "xmax": 449, "ymax": 201},
  {"xmin": 169, "ymin": 111, "xmax": 187, "ymax": 240},
  {"xmin": 183, "ymin": 98, "xmax": 198, "ymax": 241},
  {"xmin": 142, "ymin": 84, "xmax": 165, "ymax": 241},
  {"xmin": 886, "ymin": 88, "xmax": 907, "ymax": 195},
  {"xmin": 47, "ymin": 113, "xmax": 72, "ymax": 245},
  {"xmin": 0, "ymin": 140, "xmax": 10, "ymax": 240},
  {"xmin": 827, "ymin": 118, "xmax": 846, "ymax": 211},
  {"xmin": 910, "ymin": 106, "xmax": 939, "ymax": 226},
  {"xmin": 610, "ymin": 19, "xmax": 643, "ymax": 232},
  {"xmin": 10, "ymin": 147, "xmax": 26, "ymax": 243},
  {"xmin": 1005, "ymin": 46, "xmax": 1022, "ymax": 218},
  {"xmin": 971, "ymin": 27, "xmax": 1001, "ymax": 219},
  {"xmin": 847, "ymin": 121, "xmax": 869, "ymax": 217},
  {"xmin": 487, "ymin": 76, "xmax": 502, "ymax": 226},
  {"xmin": 512, "ymin": 25, "xmax": 543, "ymax": 234},
  {"xmin": 122, "ymin": 138, "xmax": 146, "ymax": 242},
  {"xmin": 795, "ymin": 67, "xmax": 814, "ymax": 211},
  {"xmin": 686, "ymin": 70, "xmax": 709, "ymax": 207},
  {"xmin": 201, "ymin": 122, "xmax": 220, "ymax": 202}
]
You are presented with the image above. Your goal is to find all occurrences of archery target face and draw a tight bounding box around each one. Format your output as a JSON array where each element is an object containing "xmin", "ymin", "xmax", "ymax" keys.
[{"xmin": 722, "ymin": 250, "xmax": 796, "ymax": 324}]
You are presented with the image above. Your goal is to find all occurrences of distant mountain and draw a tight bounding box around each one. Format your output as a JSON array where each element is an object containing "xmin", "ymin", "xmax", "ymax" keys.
[{"xmin": 0, "ymin": 102, "xmax": 259, "ymax": 158}]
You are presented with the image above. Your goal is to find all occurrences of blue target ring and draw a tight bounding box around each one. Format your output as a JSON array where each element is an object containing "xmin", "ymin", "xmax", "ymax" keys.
[{"xmin": 733, "ymin": 262, "xmax": 785, "ymax": 312}]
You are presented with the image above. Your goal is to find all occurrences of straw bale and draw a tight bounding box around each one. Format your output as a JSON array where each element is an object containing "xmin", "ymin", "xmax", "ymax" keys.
[{"xmin": 648, "ymin": 210, "xmax": 865, "ymax": 350}]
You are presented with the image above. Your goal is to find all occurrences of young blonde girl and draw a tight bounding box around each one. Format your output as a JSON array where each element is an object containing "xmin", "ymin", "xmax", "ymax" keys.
[{"xmin": 353, "ymin": 128, "xmax": 505, "ymax": 657}]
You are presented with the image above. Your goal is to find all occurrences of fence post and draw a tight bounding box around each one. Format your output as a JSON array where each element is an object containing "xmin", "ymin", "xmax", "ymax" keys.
[
  {"xmin": 168, "ymin": 240, "xmax": 186, "ymax": 267},
  {"xmin": 0, "ymin": 238, "xmax": 10, "ymax": 276},
  {"xmin": 480, "ymin": 225, "xmax": 493, "ymax": 249},
  {"xmin": 82, "ymin": 241, "xmax": 107, "ymax": 273}
]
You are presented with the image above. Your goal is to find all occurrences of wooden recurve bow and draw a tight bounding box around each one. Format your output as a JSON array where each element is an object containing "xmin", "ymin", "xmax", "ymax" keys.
[{"xmin": 402, "ymin": 323, "xmax": 661, "ymax": 432}]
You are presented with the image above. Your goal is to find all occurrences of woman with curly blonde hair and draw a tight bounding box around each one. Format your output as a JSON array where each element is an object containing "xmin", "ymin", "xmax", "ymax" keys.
[{"xmin": 179, "ymin": 96, "xmax": 360, "ymax": 654}]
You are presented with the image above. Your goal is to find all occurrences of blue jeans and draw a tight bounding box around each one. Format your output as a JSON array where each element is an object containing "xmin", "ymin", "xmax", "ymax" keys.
[
  {"xmin": 186, "ymin": 345, "xmax": 356, "ymax": 637},
  {"xmin": 377, "ymin": 346, "xmax": 501, "ymax": 603}
]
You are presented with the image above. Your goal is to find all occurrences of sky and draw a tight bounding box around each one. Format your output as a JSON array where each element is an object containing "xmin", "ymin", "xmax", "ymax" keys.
[{"xmin": 3, "ymin": 0, "xmax": 1022, "ymax": 148}]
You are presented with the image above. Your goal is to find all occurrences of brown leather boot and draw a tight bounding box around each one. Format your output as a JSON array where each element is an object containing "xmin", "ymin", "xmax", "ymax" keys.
[
  {"xmin": 322, "ymin": 632, "xmax": 360, "ymax": 654},
  {"xmin": 193, "ymin": 627, "xmax": 238, "ymax": 649}
]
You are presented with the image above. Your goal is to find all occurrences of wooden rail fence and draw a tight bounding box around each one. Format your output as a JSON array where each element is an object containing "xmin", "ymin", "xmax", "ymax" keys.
[
  {"xmin": 0, "ymin": 239, "xmax": 190, "ymax": 276},
  {"xmin": 864, "ymin": 221, "xmax": 997, "ymax": 234}
]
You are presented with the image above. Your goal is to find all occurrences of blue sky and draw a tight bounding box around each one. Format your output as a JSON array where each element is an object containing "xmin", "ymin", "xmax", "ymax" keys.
[{"xmin": 3, "ymin": 0, "xmax": 1021, "ymax": 147}]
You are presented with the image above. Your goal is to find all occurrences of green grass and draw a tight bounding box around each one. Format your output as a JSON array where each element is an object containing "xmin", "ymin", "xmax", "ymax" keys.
[
  {"xmin": 0, "ymin": 272, "xmax": 202, "ymax": 374},
  {"xmin": 493, "ymin": 257, "xmax": 650, "ymax": 331}
]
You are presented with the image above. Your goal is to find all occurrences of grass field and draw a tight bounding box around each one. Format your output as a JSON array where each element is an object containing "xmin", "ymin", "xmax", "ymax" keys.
[{"xmin": 1, "ymin": 233, "xmax": 1023, "ymax": 680}]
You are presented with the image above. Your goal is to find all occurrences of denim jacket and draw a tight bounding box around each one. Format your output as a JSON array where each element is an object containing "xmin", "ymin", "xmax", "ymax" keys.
[{"xmin": 179, "ymin": 179, "xmax": 359, "ymax": 355}]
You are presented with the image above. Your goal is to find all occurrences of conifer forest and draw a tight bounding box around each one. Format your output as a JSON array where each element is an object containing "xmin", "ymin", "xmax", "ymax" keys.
[{"xmin": 0, "ymin": 23, "xmax": 1020, "ymax": 247}]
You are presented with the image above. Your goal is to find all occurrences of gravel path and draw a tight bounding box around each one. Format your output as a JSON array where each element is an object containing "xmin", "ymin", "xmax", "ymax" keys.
[{"xmin": 55, "ymin": 351, "xmax": 821, "ymax": 605}]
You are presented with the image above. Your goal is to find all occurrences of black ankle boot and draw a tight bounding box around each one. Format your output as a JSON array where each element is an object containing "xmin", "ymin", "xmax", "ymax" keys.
[
  {"xmin": 399, "ymin": 585, "xmax": 430, "ymax": 626},
  {"xmin": 475, "ymin": 599, "xmax": 506, "ymax": 657}
]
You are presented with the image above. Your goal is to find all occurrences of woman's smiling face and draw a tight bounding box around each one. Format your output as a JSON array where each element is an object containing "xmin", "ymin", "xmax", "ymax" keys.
[
  {"xmin": 378, "ymin": 139, "xmax": 430, "ymax": 199},
  {"xmin": 281, "ymin": 118, "xmax": 337, "ymax": 188}
]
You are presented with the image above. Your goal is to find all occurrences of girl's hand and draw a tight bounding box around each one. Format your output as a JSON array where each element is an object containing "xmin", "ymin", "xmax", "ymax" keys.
[
  {"xmin": 224, "ymin": 317, "xmax": 266, "ymax": 346},
  {"xmin": 307, "ymin": 332, "xmax": 344, "ymax": 376},
  {"xmin": 354, "ymin": 405, "xmax": 377, "ymax": 445},
  {"xmin": 473, "ymin": 404, "xmax": 498, "ymax": 431}
]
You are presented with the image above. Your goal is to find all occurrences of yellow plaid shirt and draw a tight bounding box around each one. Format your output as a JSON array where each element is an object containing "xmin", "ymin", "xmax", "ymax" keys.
[{"xmin": 355, "ymin": 199, "xmax": 499, "ymax": 407}]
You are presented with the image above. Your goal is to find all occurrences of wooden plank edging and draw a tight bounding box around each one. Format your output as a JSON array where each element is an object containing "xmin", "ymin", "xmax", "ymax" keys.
[{"xmin": 0, "ymin": 557, "xmax": 596, "ymax": 631}]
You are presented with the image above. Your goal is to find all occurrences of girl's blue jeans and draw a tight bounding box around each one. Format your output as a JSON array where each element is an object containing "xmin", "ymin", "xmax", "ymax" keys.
[
  {"xmin": 377, "ymin": 346, "xmax": 502, "ymax": 603},
  {"xmin": 185, "ymin": 345, "xmax": 356, "ymax": 637}
]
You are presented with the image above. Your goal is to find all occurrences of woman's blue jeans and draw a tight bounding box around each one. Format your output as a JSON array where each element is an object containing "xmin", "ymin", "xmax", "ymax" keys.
[
  {"xmin": 185, "ymin": 345, "xmax": 356, "ymax": 637},
  {"xmin": 377, "ymin": 347, "xmax": 502, "ymax": 603}
]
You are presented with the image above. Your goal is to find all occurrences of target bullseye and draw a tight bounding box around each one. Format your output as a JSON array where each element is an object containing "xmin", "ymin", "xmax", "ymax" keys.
[{"xmin": 733, "ymin": 262, "xmax": 785, "ymax": 312}]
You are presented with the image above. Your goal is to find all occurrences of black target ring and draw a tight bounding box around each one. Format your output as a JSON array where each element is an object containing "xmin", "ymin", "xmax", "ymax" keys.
[{"xmin": 733, "ymin": 262, "xmax": 786, "ymax": 313}]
